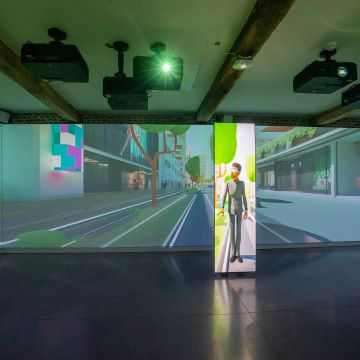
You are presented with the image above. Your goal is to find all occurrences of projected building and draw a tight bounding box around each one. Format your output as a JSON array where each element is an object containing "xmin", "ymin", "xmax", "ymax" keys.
[
  {"xmin": 199, "ymin": 154, "xmax": 207, "ymax": 182},
  {"xmin": 158, "ymin": 132, "xmax": 185, "ymax": 189},
  {"xmin": 256, "ymin": 127, "xmax": 360, "ymax": 196},
  {"xmin": 83, "ymin": 124, "xmax": 159, "ymax": 193},
  {"xmin": 2, "ymin": 124, "xmax": 84, "ymax": 199},
  {"xmin": 2, "ymin": 124, "xmax": 159, "ymax": 199}
]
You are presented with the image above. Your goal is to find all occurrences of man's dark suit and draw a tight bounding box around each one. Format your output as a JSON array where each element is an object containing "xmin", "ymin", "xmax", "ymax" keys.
[{"xmin": 221, "ymin": 180, "xmax": 248, "ymax": 258}]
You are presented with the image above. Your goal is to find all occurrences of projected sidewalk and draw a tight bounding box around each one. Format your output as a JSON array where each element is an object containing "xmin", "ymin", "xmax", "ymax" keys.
[
  {"xmin": 256, "ymin": 190, "xmax": 360, "ymax": 244},
  {"xmin": 2, "ymin": 188, "xmax": 214, "ymax": 248}
]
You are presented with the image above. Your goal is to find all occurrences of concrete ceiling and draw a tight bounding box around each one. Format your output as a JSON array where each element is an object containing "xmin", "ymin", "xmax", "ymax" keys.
[
  {"xmin": 218, "ymin": 0, "xmax": 360, "ymax": 116},
  {"xmin": 1, "ymin": 0, "xmax": 360, "ymax": 117},
  {"xmin": 0, "ymin": 0, "xmax": 254, "ymax": 113}
]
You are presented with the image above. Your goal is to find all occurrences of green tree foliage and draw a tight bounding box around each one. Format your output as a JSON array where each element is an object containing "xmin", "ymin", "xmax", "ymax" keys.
[
  {"xmin": 185, "ymin": 156, "xmax": 200, "ymax": 178},
  {"xmin": 214, "ymin": 123, "xmax": 237, "ymax": 165},
  {"xmin": 246, "ymin": 154, "xmax": 256, "ymax": 182},
  {"xmin": 256, "ymin": 127, "xmax": 318, "ymax": 158},
  {"xmin": 171, "ymin": 125, "xmax": 191, "ymax": 135},
  {"xmin": 138, "ymin": 124, "xmax": 190, "ymax": 135},
  {"xmin": 138, "ymin": 125, "xmax": 174, "ymax": 133}
]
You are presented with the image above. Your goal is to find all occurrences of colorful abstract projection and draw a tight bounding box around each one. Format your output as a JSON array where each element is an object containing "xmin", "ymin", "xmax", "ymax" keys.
[{"xmin": 52, "ymin": 124, "xmax": 84, "ymax": 172}]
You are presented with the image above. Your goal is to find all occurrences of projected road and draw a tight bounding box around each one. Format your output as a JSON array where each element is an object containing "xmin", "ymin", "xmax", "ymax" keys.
[{"xmin": 2, "ymin": 188, "xmax": 214, "ymax": 248}]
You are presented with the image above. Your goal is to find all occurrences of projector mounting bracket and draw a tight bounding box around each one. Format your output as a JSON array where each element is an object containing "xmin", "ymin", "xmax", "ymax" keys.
[
  {"xmin": 106, "ymin": 41, "xmax": 129, "ymax": 78},
  {"xmin": 320, "ymin": 48, "xmax": 337, "ymax": 61},
  {"xmin": 150, "ymin": 42, "xmax": 166, "ymax": 56},
  {"xmin": 48, "ymin": 28, "xmax": 67, "ymax": 43}
]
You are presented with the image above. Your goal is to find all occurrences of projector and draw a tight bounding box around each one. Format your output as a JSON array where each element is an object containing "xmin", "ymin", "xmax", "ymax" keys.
[
  {"xmin": 342, "ymin": 84, "xmax": 360, "ymax": 108},
  {"xmin": 103, "ymin": 76, "xmax": 148, "ymax": 110},
  {"xmin": 293, "ymin": 49, "xmax": 357, "ymax": 94},
  {"xmin": 21, "ymin": 28, "xmax": 89, "ymax": 83},
  {"xmin": 133, "ymin": 55, "xmax": 183, "ymax": 90}
]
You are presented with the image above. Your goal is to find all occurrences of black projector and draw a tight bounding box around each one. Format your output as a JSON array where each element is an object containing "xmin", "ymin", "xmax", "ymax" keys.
[
  {"xmin": 21, "ymin": 28, "xmax": 89, "ymax": 83},
  {"xmin": 342, "ymin": 84, "xmax": 360, "ymax": 108},
  {"xmin": 293, "ymin": 49, "xmax": 357, "ymax": 94},
  {"xmin": 133, "ymin": 55, "xmax": 183, "ymax": 90},
  {"xmin": 293, "ymin": 60, "xmax": 357, "ymax": 94},
  {"xmin": 103, "ymin": 76, "xmax": 148, "ymax": 110}
]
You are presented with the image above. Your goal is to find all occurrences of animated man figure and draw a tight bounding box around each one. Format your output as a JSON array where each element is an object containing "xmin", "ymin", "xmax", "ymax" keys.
[{"xmin": 217, "ymin": 163, "xmax": 248, "ymax": 263}]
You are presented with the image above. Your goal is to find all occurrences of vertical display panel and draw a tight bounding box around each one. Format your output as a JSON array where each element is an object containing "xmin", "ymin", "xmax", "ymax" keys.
[{"xmin": 215, "ymin": 123, "xmax": 256, "ymax": 273}]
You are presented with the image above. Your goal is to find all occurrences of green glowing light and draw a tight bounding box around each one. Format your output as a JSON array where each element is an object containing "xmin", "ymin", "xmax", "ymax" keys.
[{"xmin": 161, "ymin": 63, "xmax": 171, "ymax": 73}]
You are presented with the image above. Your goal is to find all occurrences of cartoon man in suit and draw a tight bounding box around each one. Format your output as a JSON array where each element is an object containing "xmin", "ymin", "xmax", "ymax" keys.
[{"xmin": 217, "ymin": 162, "xmax": 248, "ymax": 263}]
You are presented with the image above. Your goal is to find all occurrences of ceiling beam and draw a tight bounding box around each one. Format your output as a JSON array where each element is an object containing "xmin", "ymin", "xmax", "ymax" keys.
[
  {"xmin": 196, "ymin": 0, "xmax": 296, "ymax": 122},
  {"xmin": 0, "ymin": 39, "xmax": 82, "ymax": 122},
  {"xmin": 312, "ymin": 104, "xmax": 360, "ymax": 125}
]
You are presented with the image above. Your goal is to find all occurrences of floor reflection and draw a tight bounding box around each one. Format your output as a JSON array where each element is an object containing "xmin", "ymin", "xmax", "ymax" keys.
[{"xmin": 212, "ymin": 278, "xmax": 262, "ymax": 360}]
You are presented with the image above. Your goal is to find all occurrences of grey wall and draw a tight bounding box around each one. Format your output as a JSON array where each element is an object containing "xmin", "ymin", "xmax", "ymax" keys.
[{"xmin": 337, "ymin": 142, "xmax": 360, "ymax": 196}]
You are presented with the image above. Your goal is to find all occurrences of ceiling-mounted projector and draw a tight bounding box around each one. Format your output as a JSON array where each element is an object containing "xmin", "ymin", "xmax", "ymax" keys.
[
  {"xmin": 103, "ymin": 41, "xmax": 148, "ymax": 110},
  {"xmin": 21, "ymin": 28, "xmax": 89, "ymax": 83},
  {"xmin": 342, "ymin": 84, "xmax": 360, "ymax": 108},
  {"xmin": 133, "ymin": 42, "xmax": 183, "ymax": 90},
  {"xmin": 293, "ymin": 49, "xmax": 357, "ymax": 94}
]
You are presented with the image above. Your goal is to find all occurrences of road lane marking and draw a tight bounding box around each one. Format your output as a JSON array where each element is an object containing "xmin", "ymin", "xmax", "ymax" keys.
[
  {"xmin": 256, "ymin": 220, "xmax": 292, "ymax": 243},
  {"xmin": 3, "ymin": 191, "xmax": 185, "ymax": 231},
  {"xmin": 61, "ymin": 240, "xmax": 77, "ymax": 248},
  {"xmin": 204, "ymin": 193, "xmax": 214, "ymax": 213},
  {"xmin": 50, "ymin": 191, "xmax": 185, "ymax": 231},
  {"xmin": 162, "ymin": 194, "xmax": 197, "ymax": 247},
  {"xmin": 101, "ymin": 194, "xmax": 187, "ymax": 248},
  {"xmin": 168, "ymin": 195, "xmax": 197, "ymax": 247},
  {"xmin": 80, "ymin": 214, "xmax": 133, "ymax": 237},
  {"xmin": 1, "ymin": 239, "xmax": 19, "ymax": 246}
]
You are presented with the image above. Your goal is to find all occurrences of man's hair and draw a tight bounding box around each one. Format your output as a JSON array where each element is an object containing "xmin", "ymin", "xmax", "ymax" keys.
[{"xmin": 232, "ymin": 163, "xmax": 241, "ymax": 172}]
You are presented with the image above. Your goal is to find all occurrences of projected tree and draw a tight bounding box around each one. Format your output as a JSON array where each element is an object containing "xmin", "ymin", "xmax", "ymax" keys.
[
  {"xmin": 214, "ymin": 124, "xmax": 237, "ymax": 207},
  {"xmin": 129, "ymin": 124, "xmax": 190, "ymax": 208},
  {"xmin": 214, "ymin": 123, "xmax": 237, "ymax": 176},
  {"xmin": 185, "ymin": 156, "xmax": 200, "ymax": 188},
  {"xmin": 246, "ymin": 154, "xmax": 256, "ymax": 183}
]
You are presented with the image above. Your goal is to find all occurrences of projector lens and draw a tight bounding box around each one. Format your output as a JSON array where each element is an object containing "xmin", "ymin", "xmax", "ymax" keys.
[
  {"xmin": 162, "ymin": 63, "xmax": 171, "ymax": 73},
  {"xmin": 338, "ymin": 66, "xmax": 348, "ymax": 77}
]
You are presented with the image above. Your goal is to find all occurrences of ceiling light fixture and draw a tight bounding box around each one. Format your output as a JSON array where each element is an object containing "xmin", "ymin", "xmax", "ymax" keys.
[{"xmin": 232, "ymin": 55, "xmax": 254, "ymax": 70}]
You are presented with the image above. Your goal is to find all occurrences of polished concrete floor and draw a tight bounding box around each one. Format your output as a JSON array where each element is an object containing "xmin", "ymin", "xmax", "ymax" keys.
[{"xmin": 1, "ymin": 247, "xmax": 360, "ymax": 359}]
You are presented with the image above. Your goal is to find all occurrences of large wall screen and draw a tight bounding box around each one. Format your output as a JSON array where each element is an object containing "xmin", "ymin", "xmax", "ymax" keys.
[
  {"xmin": 1, "ymin": 124, "xmax": 214, "ymax": 249},
  {"xmin": 256, "ymin": 126, "xmax": 360, "ymax": 244}
]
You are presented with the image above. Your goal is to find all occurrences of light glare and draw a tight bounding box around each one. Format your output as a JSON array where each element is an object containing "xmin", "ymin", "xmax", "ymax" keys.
[{"xmin": 162, "ymin": 63, "xmax": 171, "ymax": 73}]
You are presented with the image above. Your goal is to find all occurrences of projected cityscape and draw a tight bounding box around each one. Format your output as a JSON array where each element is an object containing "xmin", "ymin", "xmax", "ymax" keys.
[
  {"xmin": 255, "ymin": 126, "xmax": 360, "ymax": 244},
  {"xmin": 1, "ymin": 124, "xmax": 214, "ymax": 248}
]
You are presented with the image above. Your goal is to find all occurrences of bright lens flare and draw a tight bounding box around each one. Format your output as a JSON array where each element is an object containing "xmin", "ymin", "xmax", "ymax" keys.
[{"xmin": 161, "ymin": 63, "xmax": 171, "ymax": 73}]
